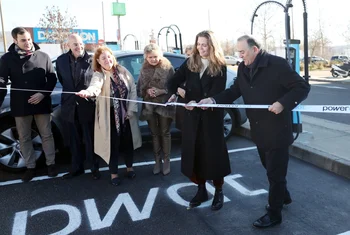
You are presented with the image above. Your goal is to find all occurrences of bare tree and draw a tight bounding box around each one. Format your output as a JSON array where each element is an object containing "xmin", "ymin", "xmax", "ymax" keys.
[
  {"xmin": 221, "ymin": 39, "xmax": 235, "ymax": 56},
  {"xmin": 308, "ymin": 18, "xmax": 331, "ymax": 58},
  {"xmin": 343, "ymin": 23, "xmax": 350, "ymax": 44},
  {"xmin": 254, "ymin": 4, "xmax": 283, "ymax": 52},
  {"xmin": 38, "ymin": 6, "xmax": 78, "ymax": 51}
]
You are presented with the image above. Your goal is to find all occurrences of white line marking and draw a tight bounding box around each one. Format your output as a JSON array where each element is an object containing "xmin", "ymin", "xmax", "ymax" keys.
[
  {"xmin": 312, "ymin": 84, "xmax": 347, "ymax": 89},
  {"xmin": 228, "ymin": 146, "xmax": 257, "ymax": 153},
  {"xmin": 337, "ymin": 232, "xmax": 350, "ymax": 235},
  {"xmin": 0, "ymin": 146, "xmax": 256, "ymax": 187}
]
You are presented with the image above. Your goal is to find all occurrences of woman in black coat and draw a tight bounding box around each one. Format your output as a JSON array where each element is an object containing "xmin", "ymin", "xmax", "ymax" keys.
[{"xmin": 168, "ymin": 30, "xmax": 231, "ymax": 211}]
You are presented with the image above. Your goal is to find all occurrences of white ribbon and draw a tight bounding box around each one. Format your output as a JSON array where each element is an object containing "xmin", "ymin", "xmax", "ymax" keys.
[{"xmin": 1, "ymin": 87, "xmax": 350, "ymax": 114}]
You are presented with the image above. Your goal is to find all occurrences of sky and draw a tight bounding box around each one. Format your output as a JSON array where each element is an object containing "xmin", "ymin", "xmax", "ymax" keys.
[{"xmin": 1, "ymin": 0, "xmax": 349, "ymax": 51}]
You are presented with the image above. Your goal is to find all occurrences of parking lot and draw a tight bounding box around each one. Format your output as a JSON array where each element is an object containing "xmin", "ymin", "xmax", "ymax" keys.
[{"xmin": 0, "ymin": 135, "xmax": 349, "ymax": 235}]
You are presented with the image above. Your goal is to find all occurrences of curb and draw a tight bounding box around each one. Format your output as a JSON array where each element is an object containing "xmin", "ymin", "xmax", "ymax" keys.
[
  {"xmin": 234, "ymin": 125, "xmax": 350, "ymax": 180},
  {"xmin": 309, "ymin": 77, "xmax": 350, "ymax": 83}
]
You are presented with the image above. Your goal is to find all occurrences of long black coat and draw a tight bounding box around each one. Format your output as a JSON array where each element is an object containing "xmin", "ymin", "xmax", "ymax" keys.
[
  {"xmin": 0, "ymin": 43, "xmax": 57, "ymax": 116},
  {"xmin": 56, "ymin": 51, "xmax": 95, "ymax": 124},
  {"xmin": 214, "ymin": 51, "xmax": 310, "ymax": 149},
  {"xmin": 168, "ymin": 60, "xmax": 231, "ymax": 180}
]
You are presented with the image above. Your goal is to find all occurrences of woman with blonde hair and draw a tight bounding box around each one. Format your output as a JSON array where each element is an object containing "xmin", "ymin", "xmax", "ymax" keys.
[
  {"xmin": 168, "ymin": 30, "xmax": 231, "ymax": 211},
  {"xmin": 137, "ymin": 43, "xmax": 175, "ymax": 175},
  {"xmin": 76, "ymin": 46, "xmax": 141, "ymax": 186}
]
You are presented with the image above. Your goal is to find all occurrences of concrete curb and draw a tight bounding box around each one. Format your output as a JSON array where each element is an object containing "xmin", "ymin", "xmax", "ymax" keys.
[
  {"xmin": 309, "ymin": 77, "xmax": 350, "ymax": 83},
  {"xmin": 234, "ymin": 125, "xmax": 350, "ymax": 180}
]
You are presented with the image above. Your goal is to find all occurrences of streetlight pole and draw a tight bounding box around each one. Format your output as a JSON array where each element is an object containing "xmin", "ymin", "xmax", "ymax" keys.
[
  {"xmin": 116, "ymin": 0, "xmax": 121, "ymax": 49},
  {"xmin": 0, "ymin": 0, "xmax": 7, "ymax": 52},
  {"xmin": 250, "ymin": 1, "xmax": 292, "ymax": 67},
  {"xmin": 286, "ymin": 0, "xmax": 309, "ymax": 83},
  {"xmin": 169, "ymin": 24, "xmax": 183, "ymax": 54},
  {"xmin": 102, "ymin": 1, "xmax": 106, "ymax": 40}
]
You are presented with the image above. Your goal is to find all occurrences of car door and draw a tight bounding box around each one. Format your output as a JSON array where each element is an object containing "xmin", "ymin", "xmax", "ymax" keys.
[{"xmin": 116, "ymin": 54, "xmax": 146, "ymax": 128}]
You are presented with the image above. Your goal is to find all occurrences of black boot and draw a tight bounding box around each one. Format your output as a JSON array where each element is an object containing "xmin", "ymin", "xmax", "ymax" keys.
[
  {"xmin": 211, "ymin": 188, "xmax": 224, "ymax": 211},
  {"xmin": 189, "ymin": 184, "xmax": 208, "ymax": 208}
]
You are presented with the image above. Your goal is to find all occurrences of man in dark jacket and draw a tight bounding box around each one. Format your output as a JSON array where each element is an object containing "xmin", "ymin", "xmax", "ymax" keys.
[
  {"xmin": 199, "ymin": 35, "xmax": 310, "ymax": 228},
  {"xmin": 56, "ymin": 34, "xmax": 100, "ymax": 180},
  {"xmin": 0, "ymin": 27, "xmax": 57, "ymax": 182}
]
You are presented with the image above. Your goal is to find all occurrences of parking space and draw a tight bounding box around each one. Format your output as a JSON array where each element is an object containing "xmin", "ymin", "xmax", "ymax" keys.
[{"xmin": 0, "ymin": 136, "xmax": 349, "ymax": 235}]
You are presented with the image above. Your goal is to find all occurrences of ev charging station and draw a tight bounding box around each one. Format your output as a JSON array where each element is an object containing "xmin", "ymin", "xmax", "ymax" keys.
[
  {"xmin": 285, "ymin": 39, "xmax": 303, "ymax": 133},
  {"xmin": 251, "ymin": 0, "xmax": 309, "ymax": 138}
]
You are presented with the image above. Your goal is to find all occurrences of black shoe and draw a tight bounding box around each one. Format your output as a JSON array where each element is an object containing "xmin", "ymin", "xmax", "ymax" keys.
[
  {"xmin": 211, "ymin": 188, "xmax": 224, "ymax": 211},
  {"xmin": 92, "ymin": 170, "xmax": 101, "ymax": 180},
  {"xmin": 265, "ymin": 198, "xmax": 292, "ymax": 211},
  {"xmin": 125, "ymin": 171, "xmax": 136, "ymax": 179},
  {"xmin": 253, "ymin": 213, "xmax": 282, "ymax": 228},
  {"xmin": 189, "ymin": 184, "xmax": 209, "ymax": 208},
  {"xmin": 111, "ymin": 177, "xmax": 121, "ymax": 186},
  {"xmin": 22, "ymin": 168, "xmax": 36, "ymax": 182},
  {"xmin": 62, "ymin": 169, "xmax": 85, "ymax": 180},
  {"xmin": 47, "ymin": 164, "xmax": 58, "ymax": 177}
]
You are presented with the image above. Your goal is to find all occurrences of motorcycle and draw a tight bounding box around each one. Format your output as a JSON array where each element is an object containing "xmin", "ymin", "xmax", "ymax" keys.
[{"xmin": 331, "ymin": 63, "xmax": 350, "ymax": 78}]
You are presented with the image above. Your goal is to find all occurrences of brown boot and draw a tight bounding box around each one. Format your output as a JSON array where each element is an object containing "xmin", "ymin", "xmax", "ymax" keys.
[
  {"xmin": 153, "ymin": 155, "xmax": 161, "ymax": 175},
  {"xmin": 161, "ymin": 130, "xmax": 171, "ymax": 176},
  {"xmin": 150, "ymin": 129, "xmax": 162, "ymax": 175},
  {"xmin": 162, "ymin": 157, "xmax": 170, "ymax": 175},
  {"xmin": 159, "ymin": 117, "xmax": 172, "ymax": 175}
]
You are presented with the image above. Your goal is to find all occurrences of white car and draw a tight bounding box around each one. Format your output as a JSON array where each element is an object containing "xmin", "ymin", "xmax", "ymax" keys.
[{"xmin": 225, "ymin": 56, "xmax": 242, "ymax": 66}]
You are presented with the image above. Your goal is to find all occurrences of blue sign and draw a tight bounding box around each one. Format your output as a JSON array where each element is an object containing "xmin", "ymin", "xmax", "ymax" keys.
[{"xmin": 33, "ymin": 28, "xmax": 99, "ymax": 44}]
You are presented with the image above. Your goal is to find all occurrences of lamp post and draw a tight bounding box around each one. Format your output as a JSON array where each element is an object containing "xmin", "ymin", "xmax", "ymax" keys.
[
  {"xmin": 286, "ymin": 0, "xmax": 309, "ymax": 83},
  {"xmin": 166, "ymin": 26, "xmax": 178, "ymax": 50},
  {"xmin": 250, "ymin": 1, "xmax": 292, "ymax": 67},
  {"xmin": 123, "ymin": 34, "xmax": 139, "ymax": 50},
  {"xmin": 112, "ymin": 0, "xmax": 126, "ymax": 50},
  {"xmin": 157, "ymin": 26, "xmax": 175, "ymax": 52},
  {"xmin": 0, "ymin": 0, "xmax": 7, "ymax": 52},
  {"xmin": 168, "ymin": 24, "xmax": 183, "ymax": 54},
  {"xmin": 101, "ymin": 1, "xmax": 106, "ymax": 40}
]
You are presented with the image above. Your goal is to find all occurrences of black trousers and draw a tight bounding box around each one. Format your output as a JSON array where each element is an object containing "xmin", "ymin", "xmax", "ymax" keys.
[
  {"xmin": 257, "ymin": 146, "xmax": 291, "ymax": 217},
  {"xmin": 109, "ymin": 109, "xmax": 134, "ymax": 174},
  {"xmin": 68, "ymin": 112, "xmax": 99, "ymax": 173}
]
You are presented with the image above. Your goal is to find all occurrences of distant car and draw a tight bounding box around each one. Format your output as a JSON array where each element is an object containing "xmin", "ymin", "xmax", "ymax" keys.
[
  {"xmin": 224, "ymin": 56, "xmax": 242, "ymax": 66},
  {"xmin": 301, "ymin": 56, "xmax": 329, "ymax": 66},
  {"xmin": 330, "ymin": 55, "xmax": 349, "ymax": 63}
]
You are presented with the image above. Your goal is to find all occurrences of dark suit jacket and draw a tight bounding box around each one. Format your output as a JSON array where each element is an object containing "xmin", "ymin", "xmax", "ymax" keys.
[
  {"xmin": 56, "ymin": 51, "xmax": 95, "ymax": 123},
  {"xmin": 214, "ymin": 51, "xmax": 310, "ymax": 149}
]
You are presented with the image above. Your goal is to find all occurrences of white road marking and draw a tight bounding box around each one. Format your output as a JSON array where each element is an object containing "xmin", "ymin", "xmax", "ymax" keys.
[
  {"xmin": 337, "ymin": 232, "xmax": 350, "ymax": 235},
  {"xmin": 0, "ymin": 146, "xmax": 257, "ymax": 187},
  {"xmin": 312, "ymin": 84, "xmax": 347, "ymax": 89}
]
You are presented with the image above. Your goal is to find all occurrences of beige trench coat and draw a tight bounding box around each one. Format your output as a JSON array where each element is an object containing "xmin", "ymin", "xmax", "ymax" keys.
[{"xmin": 86, "ymin": 65, "xmax": 142, "ymax": 164}]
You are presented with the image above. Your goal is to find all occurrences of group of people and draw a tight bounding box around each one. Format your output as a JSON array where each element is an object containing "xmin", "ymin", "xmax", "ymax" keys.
[{"xmin": 0, "ymin": 26, "xmax": 310, "ymax": 229}]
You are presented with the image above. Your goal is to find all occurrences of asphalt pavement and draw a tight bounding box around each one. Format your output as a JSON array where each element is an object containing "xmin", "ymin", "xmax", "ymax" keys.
[{"xmin": 0, "ymin": 136, "xmax": 349, "ymax": 235}]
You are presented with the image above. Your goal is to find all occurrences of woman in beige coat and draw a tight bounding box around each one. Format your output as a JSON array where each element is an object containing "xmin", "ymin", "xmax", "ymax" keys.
[{"xmin": 77, "ymin": 46, "xmax": 141, "ymax": 186}]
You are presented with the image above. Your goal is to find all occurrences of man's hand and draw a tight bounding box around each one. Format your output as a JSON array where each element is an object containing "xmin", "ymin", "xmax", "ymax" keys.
[
  {"xmin": 268, "ymin": 101, "xmax": 284, "ymax": 114},
  {"xmin": 177, "ymin": 87, "xmax": 186, "ymax": 98},
  {"xmin": 28, "ymin": 93, "xmax": 44, "ymax": 105},
  {"xmin": 197, "ymin": 98, "xmax": 214, "ymax": 110},
  {"xmin": 76, "ymin": 90, "xmax": 91, "ymax": 98},
  {"xmin": 185, "ymin": 100, "xmax": 196, "ymax": 110}
]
